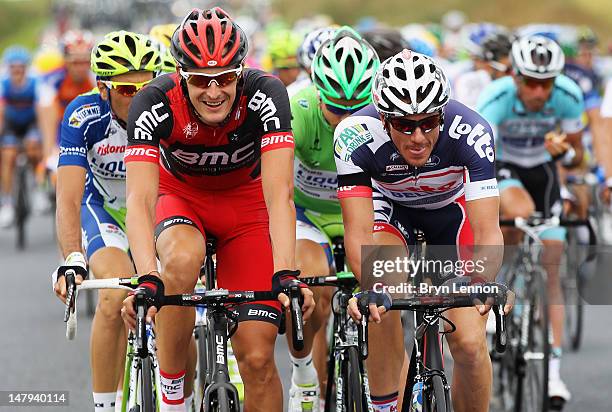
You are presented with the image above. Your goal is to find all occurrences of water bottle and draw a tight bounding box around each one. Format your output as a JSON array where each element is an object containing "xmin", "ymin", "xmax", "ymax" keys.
[{"xmin": 411, "ymin": 381, "xmax": 423, "ymax": 412}]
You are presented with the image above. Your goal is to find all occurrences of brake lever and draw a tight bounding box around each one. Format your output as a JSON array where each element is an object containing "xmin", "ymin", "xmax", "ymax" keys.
[{"xmin": 288, "ymin": 284, "xmax": 304, "ymax": 351}]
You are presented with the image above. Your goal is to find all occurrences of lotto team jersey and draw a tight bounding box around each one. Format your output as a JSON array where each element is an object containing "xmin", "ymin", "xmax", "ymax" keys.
[
  {"xmin": 0, "ymin": 76, "xmax": 38, "ymax": 126},
  {"xmin": 291, "ymin": 86, "xmax": 340, "ymax": 215},
  {"xmin": 57, "ymin": 91, "xmax": 128, "ymax": 210},
  {"xmin": 477, "ymin": 74, "xmax": 584, "ymax": 168},
  {"xmin": 334, "ymin": 100, "xmax": 499, "ymax": 210},
  {"xmin": 125, "ymin": 70, "xmax": 294, "ymax": 190}
]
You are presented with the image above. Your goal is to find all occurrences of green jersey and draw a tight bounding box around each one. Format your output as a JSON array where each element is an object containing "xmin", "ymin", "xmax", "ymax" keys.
[{"xmin": 291, "ymin": 86, "xmax": 341, "ymax": 215}]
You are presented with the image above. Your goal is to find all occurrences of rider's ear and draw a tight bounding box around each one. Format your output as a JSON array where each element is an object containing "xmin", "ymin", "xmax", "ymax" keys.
[{"xmin": 97, "ymin": 81, "xmax": 109, "ymax": 101}]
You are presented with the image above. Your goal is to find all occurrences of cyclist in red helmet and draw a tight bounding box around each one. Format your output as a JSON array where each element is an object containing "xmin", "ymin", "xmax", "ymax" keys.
[{"xmin": 121, "ymin": 8, "xmax": 314, "ymax": 411}]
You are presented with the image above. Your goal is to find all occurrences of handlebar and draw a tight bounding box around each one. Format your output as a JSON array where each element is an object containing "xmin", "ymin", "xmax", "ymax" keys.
[{"xmin": 357, "ymin": 286, "xmax": 508, "ymax": 353}]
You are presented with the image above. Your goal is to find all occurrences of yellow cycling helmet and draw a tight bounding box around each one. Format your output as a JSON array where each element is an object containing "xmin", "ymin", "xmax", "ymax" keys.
[
  {"xmin": 267, "ymin": 30, "xmax": 302, "ymax": 69},
  {"xmin": 149, "ymin": 24, "xmax": 177, "ymax": 48}
]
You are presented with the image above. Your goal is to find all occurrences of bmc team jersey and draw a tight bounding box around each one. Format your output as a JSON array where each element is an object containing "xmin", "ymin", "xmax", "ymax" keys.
[
  {"xmin": 334, "ymin": 100, "xmax": 499, "ymax": 210},
  {"xmin": 125, "ymin": 69, "xmax": 294, "ymax": 323},
  {"xmin": 0, "ymin": 75, "xmax": 38, "ymax": 127},
  {"xmin": 57, "ymin": 90, "xmax": 129, "ymax": 257},
  {"xmin": 125, "ymin": 70, "xmax": 294, "ymax": 189},
  {"xmin": 476, "ymin": 74, "xmax": 584, "ymax": 168},
  {"xmin": 291, "ymin": 85, "xmax": 340, "ymax": 215}
]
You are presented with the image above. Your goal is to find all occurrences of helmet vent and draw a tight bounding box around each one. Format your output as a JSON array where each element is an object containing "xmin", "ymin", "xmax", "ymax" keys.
[
  {"xmin": 394, "ymin": 67, "xmax": 406, "ymax": 81},
  {"xmin": 125, "ymin": 35, "xmax": 136, "ymax": 56}
]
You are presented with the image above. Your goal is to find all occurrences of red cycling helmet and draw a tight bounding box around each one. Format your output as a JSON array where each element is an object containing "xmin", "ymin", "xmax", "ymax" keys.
[{"xmin": 171, "ymin": 7, "xmax": 248, "ymax": 69}]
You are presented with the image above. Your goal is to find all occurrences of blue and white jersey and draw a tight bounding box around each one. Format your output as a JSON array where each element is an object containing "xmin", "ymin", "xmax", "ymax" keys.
[
  {"xmin": 477, "ymin": 75, "xmax": 584, "ymax": 168},
  {"xmin": 0, "ymin": 75, "xmax": 38, "ymax": 126},
  {"xmin": 58, "ymin": 91, "xmax": 128, "ymax": 211},
  {"xmin": 334, "ymin": 100, "xmax": 498, "ymax": 210}
]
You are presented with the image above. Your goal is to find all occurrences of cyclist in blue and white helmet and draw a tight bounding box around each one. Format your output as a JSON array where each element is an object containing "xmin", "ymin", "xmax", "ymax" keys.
[
  {"xmin": 288, "ymin": 26, "xmax": 337, "ymax": 97},
  {"xmin": 2, "ymin": 46, "xmax": 32, "ymax": 66}
]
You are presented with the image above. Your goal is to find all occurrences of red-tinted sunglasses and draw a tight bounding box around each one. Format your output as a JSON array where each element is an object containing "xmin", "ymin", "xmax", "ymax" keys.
[
  {"xmin": 386, "ymin": 113, "xmax": 443, "ymax": 135},
  {"xmin": 520, "ymin": 76, "xmax": 555, "ymax": 90},
  {"xmin": 179, "ymin": 66, "xmax": 242, "ymax": 89},
  {"xmin": 101, "ymin": 80, "xmax": 152, "ymax": 97}
]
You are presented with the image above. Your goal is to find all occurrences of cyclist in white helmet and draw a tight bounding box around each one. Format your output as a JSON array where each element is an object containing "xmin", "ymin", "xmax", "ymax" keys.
[
  {"xmin": 478, "ymin": 34, "xmax": 585, "ymax": 408},
  {"xmin": 337, "ymin": 49, "xmax": 508, "ymax": 411}
]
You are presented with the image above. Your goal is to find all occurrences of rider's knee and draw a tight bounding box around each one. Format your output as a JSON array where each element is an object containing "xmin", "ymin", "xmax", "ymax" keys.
[
  {"xmin": 161, "ymin": 242, "xmax": 204, "ymax": 290},
  {"xmin": 237, "ymin": 348, "xmax": 276, "ymax": 385},
  {"xmin": 96, "ymin": 290, "xmax": 126, "ymax": 323},
  {"xmin": 449, "ymin": 333, "xmax": 488, "ymax": 366}
]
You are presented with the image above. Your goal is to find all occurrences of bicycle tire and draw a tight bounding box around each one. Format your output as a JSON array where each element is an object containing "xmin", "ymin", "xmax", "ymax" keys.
[
  {"xmin": 424, "ymin": 375, "xmax": 450, "ymax": 412},
  {"xmin": 140, "ymin": 356, "xmax": 155, "ymax": 412},
  {"xmin": 15, "ymin": 163, "xmax": 28, "ymax": 250},
  {"xmin": 211, "ymin": 387, "xmax": 232, "ymax": 412},
  {"xmin": 518, "ymin": 268, "xmax": 549, "ymax": 412},
  {"xmin": 562, "ymin": 232, "xmax": 584, "ymax": 351},
  {"xmin": 346, "ymin": 346, "xmax": 364, "ymax": 412}
]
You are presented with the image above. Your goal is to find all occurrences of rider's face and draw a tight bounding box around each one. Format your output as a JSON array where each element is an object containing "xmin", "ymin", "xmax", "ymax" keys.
[
  {"xmin": 183, "ymin": 66, "xmax": 241, "ymax": 127},
  {"xmin": 514, "ymin": 74, "xmax": 555, "ymax": 112},
  {"xmin": 383, "ymin": 112, "xmax": 442, "ymax": 167},
  {"xmin": 99, "ymin": 71, "xmax": 154, "ymax": 123}
]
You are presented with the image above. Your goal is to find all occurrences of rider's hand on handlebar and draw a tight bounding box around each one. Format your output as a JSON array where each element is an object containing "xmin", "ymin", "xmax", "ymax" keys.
[
  {"xmin": 348, "ymin": 290, "xmax": 392, "ymax": 324},
  {"xmin": 52, "ymin": 252, "xmax": 88, "ymax": 303},
  {"xmin": 470, "ymin": 282, "xmax": 515, "ymax": 316},
  {"xmin": 272, "ymin": 270, "xmax": 316, "ymax": 322},
  {"xmin": 121, "ymin": 274, "xmax": 164, "ymax": 331}
]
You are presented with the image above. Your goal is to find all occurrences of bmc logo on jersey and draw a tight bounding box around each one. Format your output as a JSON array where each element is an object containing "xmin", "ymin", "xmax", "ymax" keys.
[
  {"xmin": 448, "ymin": 115, "xmax": 495, "ymax": 162},
  {"xmin": 248, "ymin": 90, "xmax": 280, "ymax": 132},
  {"xmin": 133, "ymin": 102, "xmax": 169, "ymax": 140},
  {"xmin": 124, "ymin": 146, "xmax": 158, "ymax": 158},
  {"xmin": 172, "ymin": 141, "xmax": 255, "ymax": 166},
  {"xmin": 261, "ymin": 133, "xmax": 294, "ymax": 149}
]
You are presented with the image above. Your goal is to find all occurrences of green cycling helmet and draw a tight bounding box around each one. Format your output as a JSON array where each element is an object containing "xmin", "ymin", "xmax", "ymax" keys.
[
  {"xmin": 159, "ymin": 47, "xmax": 177, "ymax": 73},
  {"xmin": 311, "ymin": 26, "xmax": 380, "ymax": 109},
  {"xmin": 91, "ymin": 30, "xmax": 161, "ymax": 78}
]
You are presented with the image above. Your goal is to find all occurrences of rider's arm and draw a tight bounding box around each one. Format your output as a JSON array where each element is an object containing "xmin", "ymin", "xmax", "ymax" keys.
[
  {"xmin": 261, "ymin": 147, "xmax": 296, "ymax": 271},
  {"xmin": 56, "ymin": 166, "xmax": 86, "ymax": 257},
  {"xmin": 125, "ymin": 86, "xmax": 172, "ymax": 276},
  {"xmin": 55, "ymin": 96, "xmax": 95, "ymax": 257},
  {"xmin": 339, "ymin": 195, "xmax": 374, "ymax": 281},
  {"xmin": 0, "ymin": 82, "xmax": 6, "ymax": 133},
  {"xmin": 465, "ymin": 196, "xmax": 503, "ymax": 282},
  {"xmin": 558, "ymin": 76, "xmax": 586, "ymax": 168}
]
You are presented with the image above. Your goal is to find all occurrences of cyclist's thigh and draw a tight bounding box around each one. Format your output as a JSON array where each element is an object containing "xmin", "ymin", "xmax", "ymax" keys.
[
  {"xmin": 212, "ymin": 182, "xmax": 281, "ymax": 324},
  {"xmin": 496, "ymin": 161, "xmax": 535, "ymax": 217},
  {"xmin": 155, "ymin": 193, "xmax": 206, "ymax": 279},
  {"xmin": 81, "ymin": 197, "xmax": 129, "ymax": 263},
  {"xmin": 296, "ymin": 207, "xmax": 332, "ymax": 275}
]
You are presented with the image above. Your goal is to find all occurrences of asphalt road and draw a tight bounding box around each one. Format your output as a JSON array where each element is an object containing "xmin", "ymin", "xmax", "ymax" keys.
[{"xmin": 1, "ymin": 214, "xmax": 611, "ymax": 411}]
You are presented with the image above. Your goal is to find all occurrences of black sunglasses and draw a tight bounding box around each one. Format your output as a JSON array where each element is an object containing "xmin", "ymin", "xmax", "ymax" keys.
[{"xmin": 386, "ymin": 113, "xmax": 443, "ymax": 135}]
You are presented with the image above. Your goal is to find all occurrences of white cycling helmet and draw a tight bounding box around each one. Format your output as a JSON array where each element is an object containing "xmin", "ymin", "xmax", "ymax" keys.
[
  {"xmin": 372, "ymin": 49, "xmax": 451, "ymax": 116},
  {"xmin": 511, "ymin": 35, "xmax": 565, "ymax": 79},
  {"xmin": 297, "ymin": 26, "xmax": 337, "ymax": 71}
]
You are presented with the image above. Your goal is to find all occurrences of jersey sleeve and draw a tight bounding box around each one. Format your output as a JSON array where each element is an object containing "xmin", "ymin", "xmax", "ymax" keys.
[
  {"xmin": 247, "ymin": 73, "xmax": 295, "ymax": 153},
  {"xmin": 475, "ymin": 79, "xmax": 509, "ymax": 132},
  {"xmin": 289, "ymin": 95, "xmax": 306, "ymax": 153},
  {"xmin": 125, "ymin": 85, "xmax": 172, "ymax": 163},
  {"xmin": 334, "ymin": 118, "xmax": 374, "ymax": 199},
  {"xmin": 451, "ymin": 110, "xmax": 499, "ymax": 201},
  {"xmin": 556, "ymin": 76, "xmax": 585, "ymax": 134},
  {"xmin": 57, "ymin": 97, "xmax": 95, "ymax": 169}
]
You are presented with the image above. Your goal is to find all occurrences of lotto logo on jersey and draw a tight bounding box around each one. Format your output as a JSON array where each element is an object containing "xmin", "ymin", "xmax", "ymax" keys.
[
  {"xmin": 68, "ymin": 103, "xmax": 100, "ymax": 128},
  {"xmin": 448, "ymin": 115, "xmax": 495, "ymax": 162},
  {"xmin": 133, "ymin": 102, "xmax": 169, "ymax": 140}
]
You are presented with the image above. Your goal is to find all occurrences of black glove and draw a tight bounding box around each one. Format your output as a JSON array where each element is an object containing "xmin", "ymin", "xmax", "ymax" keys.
[
  {"xmin": 355, "ymin": 290, "xmax": 393, "ymax": 315},
  {"xmin": 271, "ymin": 269, "xmax": 306, "ymax": 296},
  {"xmin": 469, "ymin": 282, "xmax": 508, "ymax": 306},
  {"xmin": 129, "ymin": 274, "xmax": 165, "ymax": 310}
]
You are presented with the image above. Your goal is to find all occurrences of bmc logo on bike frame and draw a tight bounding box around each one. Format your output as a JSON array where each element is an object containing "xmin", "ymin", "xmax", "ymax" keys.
[
  {"xmin": 448, "ymin": 115, "xmax": 495, "ymax": 162},
  {"xmin": 215, "ymin": 335, "xmax": 225, "ymax": 365},
  {"xmin": 248, "ymin": 90, "xmax": 280, "ymax": 132},
  {"xmin": 134, "ymin": 102, "xmax": 169, "ymax": 140}
]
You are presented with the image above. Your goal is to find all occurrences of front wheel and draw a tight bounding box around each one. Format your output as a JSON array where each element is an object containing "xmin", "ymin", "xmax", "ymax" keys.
[
  {"xmin": 424, "ymin": 375, "xmax": 450, "ymax": 412},
  {"xmin": 345, "ymin": 347, "xmax": 364, "ymax": 412},
  {"xmin": 140, "ymin": 356, "xmax": 155, "ymax": 412}
]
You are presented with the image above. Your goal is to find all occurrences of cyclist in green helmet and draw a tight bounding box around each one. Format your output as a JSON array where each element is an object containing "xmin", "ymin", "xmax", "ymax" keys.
[
  {"xmin": 287, "ymin": 26, "xmax": 379, "ymax": 411},
  {"xmin": 52, "ymin": 31, "xmax": 166, "ymax": 412}
]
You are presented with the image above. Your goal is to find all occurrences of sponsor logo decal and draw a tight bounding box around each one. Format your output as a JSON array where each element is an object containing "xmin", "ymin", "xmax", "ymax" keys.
[
  {"xmin": 448, "ymin": 115, "xmax": 494, "ymax": 162},
  {"xmin": 261, "ymin": 133, "xmax": 294, "ymax": 149},
  {"xmin": 124, "ymin": 146, "xmax": 159, "ymax": 158},
  {"xmin": 59, "ymin": 146, "xmax": 87, "ymax": 156},
  {"xmin": 68, "ymin": 103, "xmax": 100, "ymax": 128},
  {"xmin": 334, "ymin": 124, "xmax": 373, "ymax": 162},
  {"xmin": 248, "ymin": 90, "xmax": 280, "ymax": 132},
  {"xmin": 172, "ymin": 141, "xmax": 255, "ymax": 166},
  {"xmin": 182, "ymin": 122, "xmax": 199, "ymax": 139},
  {"xmin": 133, "ymin": 102, "xmax": 169, "ymax": 140},
  {"xmin": 97, "ymin": 144, "xmax": 126, "ymax": 156},
  {"xmin": 424, "ymin": 155, "xmax": 440, "ymax": 167},
  {"xmin": 247, "ymin": 308, "xmax": 278, "ymax": 320}
]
